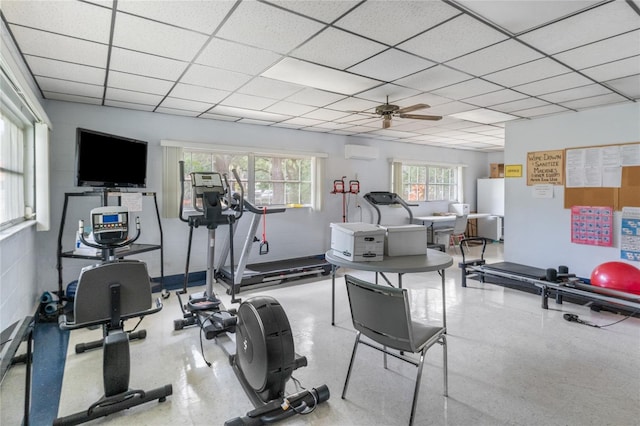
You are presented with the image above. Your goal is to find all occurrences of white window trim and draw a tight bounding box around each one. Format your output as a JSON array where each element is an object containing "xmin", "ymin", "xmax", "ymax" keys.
[
  {"xmin": 391, "ymin": 159, "xmax": 466, "ymax": 203},
  {"xmin": 161, "ymin": 140, "xmax": 327, "ymax": 217}
]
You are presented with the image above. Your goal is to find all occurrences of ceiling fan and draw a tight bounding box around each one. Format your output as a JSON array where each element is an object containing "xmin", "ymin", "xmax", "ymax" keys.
[{"xmin": 352, "ymin": 96, "xmax": 442, "ymax": 129}]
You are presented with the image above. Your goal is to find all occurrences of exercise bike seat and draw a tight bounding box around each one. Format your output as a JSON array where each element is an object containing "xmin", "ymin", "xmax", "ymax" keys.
[{"xmin": 60, "ymin": 259, "xmax": 162, "ymax": 330}]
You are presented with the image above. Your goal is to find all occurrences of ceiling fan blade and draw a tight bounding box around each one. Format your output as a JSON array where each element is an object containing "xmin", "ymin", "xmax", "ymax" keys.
[
  {"xmin": 396, "ymin": 103, "xmax": 430, "ymax": 114},
  {"xmin": 398, "ymin": 113, "xmax": 442, "ymax": 121},
  {"xmin": 347, "ymin": 110, "xmax": 379, "ymax": 116},
  {"xmin": 382, "ymin": 117, "xmax": 392, "ymax": 129}
]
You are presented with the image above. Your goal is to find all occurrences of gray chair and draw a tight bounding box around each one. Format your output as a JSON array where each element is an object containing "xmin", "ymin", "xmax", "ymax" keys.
[
  {"xmin": 434, "ymin": 214, "xmax": 468, "ymax": 251},
  {"xmin": 342, "ymin": 274, "xmax": 447, "ymax": 426}
]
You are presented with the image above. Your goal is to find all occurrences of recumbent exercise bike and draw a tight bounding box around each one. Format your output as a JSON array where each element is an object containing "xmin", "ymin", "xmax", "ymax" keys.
[
  {"xmin": 173, "ymin": 161, "xmax": 329, "ymax": 425},
  {"xmin": 55, "ymin": 206, "xmax": 172, "ymax": 425}
]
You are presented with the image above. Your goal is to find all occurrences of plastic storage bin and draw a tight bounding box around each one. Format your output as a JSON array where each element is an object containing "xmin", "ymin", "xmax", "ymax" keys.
[
  {"xmin": 330, "ymin": 222, "xmax": 384, "ymax": 261},
  {"xmin": 380, "ymin": 225, "xmax": 427, "ymax": 256}
]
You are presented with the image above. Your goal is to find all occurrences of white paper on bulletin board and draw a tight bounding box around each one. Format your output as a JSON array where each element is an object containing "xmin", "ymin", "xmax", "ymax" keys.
[
  {"xmin": 121, "ymin": 192, "xmax": 143, "ymax": 212},
  {"xmin": 621, "ymin": 206, "xmax": 640, "ymax": 262}
]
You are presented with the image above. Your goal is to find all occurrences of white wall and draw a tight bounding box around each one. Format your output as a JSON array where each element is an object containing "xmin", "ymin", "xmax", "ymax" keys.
[
  {"xmin": 39, "ymin": 100, "xmax": 489, "ymax": 291},
  {"xmin": 504, "ymin": 102, "xmax": 640, "ymax": 278},
  {"xmin": 0, "ymin": 223, "xmax": 38, "ymax": 334}
]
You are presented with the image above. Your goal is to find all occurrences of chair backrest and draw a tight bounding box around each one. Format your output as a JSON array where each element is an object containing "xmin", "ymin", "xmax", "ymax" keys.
[
  {"xmin": 73, "ymin": 260, "xmax": 153, "ymax": 325},
  {"xmin": 345, "ymin": 274, "xmax": 415, "ymax": 352},
  {"xmin": 452, "ymin": 214, "xmax": 468, "ymax": 235}
]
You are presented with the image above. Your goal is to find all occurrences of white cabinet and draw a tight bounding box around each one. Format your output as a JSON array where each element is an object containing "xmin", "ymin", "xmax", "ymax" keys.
[{"xmin": 477, "ymin": 178, "xmax": 504, "ymax": 241}]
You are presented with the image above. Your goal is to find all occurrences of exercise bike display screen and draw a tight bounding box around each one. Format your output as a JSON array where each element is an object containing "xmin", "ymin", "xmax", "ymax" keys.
[{"xmin": 102, "ymin": 214, "xmax": 119, "ymax": 223}]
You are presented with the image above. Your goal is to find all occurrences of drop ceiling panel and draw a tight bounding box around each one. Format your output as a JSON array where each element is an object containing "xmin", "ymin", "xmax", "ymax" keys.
[
  {"xmin": 155, "ymin": 106, "xmax": 200, "ymax": 117},
  {"xmin": 424, "ymin": 101, "xmax": 477, "ymax": 116},
  {"xmin": 394, "ymin": 65, "xmax": 472, "ymax": 92},
  {"xmin": 195, "ymin": 38, "xmax": 282, "ymax": 75},
  {"xmin": 490, "ymin": 97, "xmax": 551, "ymax": 113},
  {"xmin": 446, "ymin": 39, "xmax": 544, "ymax": 76},
  {"xmin": 238, "ymin": 77, "xmax": 305, "ymax": 100},
  {"xmin": 170, "ymin": 83, "xmax": 230, "ymax": 104},
  {"xmin": 334, "ymin": 1, "xmax": 460, "ymax": 45},
  {"xmin": 398, "ymin": 92, "xmax": 452, "ymax": 108},
  {"xmin": 159, "ymin": 97, "xmax": 214, "ymax": 113},
  {"xmin": 279, "ymin": 117, "xmax": 324, "ymax": 127},
  {"xmin": 398, "ymin": 14, "xmax": 508, "ymax": 63},
  {"xmin": 563, "ymin": 94, "xmax": 628, "ymax": 109},
  {"xmin": 266, "ymin": 0, "xmax": 361, "ymax": 24},
  {"xmin": 347, "ymin": 49, "xmax": 435, "ymax": 81},
  {"xmin": 108, "ymin": 71, "xmax": 174, "ymax": 95},
  {"xmin": 513, "ymin": 104, "xmax": 569, "ymax": 117},
  {"xmin": 180, "ymin": 64, "xmax": 252, "ymax": 91},
  {"xmin": 604, "ymin": 74, "xmax": 640, "ymax": 99},
  {"xmin": 291, "ymin": 28, "xmax": 387, "ymax": 70},
  {"xmin": 25, "ymin": 56, "xmax": 105, "ymax": 85},
  {"xmin": 284, "ymin": 88, "xmax": 346, "ymax": 107},
  {"xmin": 2, "ymin": 0, "xmax": 112, "ymax": 43},
  {"xmin": 553, "ymin": 30, "xmax": 640, "ymax": 70},
  {"xmin": 325, "ymin": 97, "xmax": 380, "ymax": 113},
  {"xmin": 200, "ymin": 112, "xmax": 241, "ymax": 122},
  {"xmin": 261, "ymin": 58, "xmax": 380, "ymax": 95},
  {"xmin": 9, "ymin": 26, "xmax": 108, "ymax": 68},
  {"xmin": 455, "ymin": 0, "xmax": 602, "ymax": 34},
  {"xmin": 221, "ymin": 93, "xmax": 277, "ymax": 110},
  {"xmin": 113, "ymin": 12, "xmax": 209, "ymax": 61},
  {"xmin": 519, "ymin": 1, "xmax": 640, "ymax": 54},
  {"xmin": 581, "ymin": 56, "xmax": 640, "ymax": 82},
  {"xmin": 539, "ymin": 84, "xmax": 613, "ymax": 103},
  {"xmin": 105, "ymin": 87, "xmax": 164, "ymax": 105},
  {"xmin": 513, "ymin": 72, "xmax": 594, "ymax": 96},
  {"xmin": 215, "ymin": 1, "xmax": 325, "ymax": 54},
  {"xmin": 264, "ymin": 101, "xmax": 317, "ymax": 116},
  {"xmin": 450, "ymin": 109, "xmax": 519, "ymax": 124},
  {"xmin": 116, "ymin": 0, "xmax": 235, "ymax": 34},
  {"xmin": 483, "ymin": 58, "xmax": 573, "ymax": 88},
  {"xmin": 37, "ymin": 76, "xmax": 103, "ymax": 98},
  {"xmin": 43, "ymin": 91, "xmax": 101, "ymax": 105},
  {"xmin": 462, "ymin": 89, "xmax": 528, "ymax": 107},
  {"xmin": 105, "ymin": 100, "xmax": 155, "ymax": 112},
  {"xmin": 355, "ymin": 84, "xmax": 420, "ymax": 103},
  {"xmin": 110, "ymin": 47, "xmax": 188, "ymax": 80},
  {"xmin": 432, "ymin": 79, "xmax": 503, "ymax": 100},
  {"xmin": 302, "ymin": 108, "xmax": 351, "ymax": 121}
]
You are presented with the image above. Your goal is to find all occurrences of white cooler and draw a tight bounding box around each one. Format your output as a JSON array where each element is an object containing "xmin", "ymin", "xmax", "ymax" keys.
[
  {"xmin": 330, "ymin": 222, "xmax": 384, "ymax": 261},
  {"xmin": 380, "ymin": 225, "xmax": 427, "ymax": 256}
]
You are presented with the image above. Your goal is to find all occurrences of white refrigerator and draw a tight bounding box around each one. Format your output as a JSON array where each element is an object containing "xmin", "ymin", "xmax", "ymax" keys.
[{"xmin": 477, "ymin": 178, "xmax": 504, "ymax": 241}]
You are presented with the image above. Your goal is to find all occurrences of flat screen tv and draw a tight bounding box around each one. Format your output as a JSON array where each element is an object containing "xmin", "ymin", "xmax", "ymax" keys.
[{"xmin": 75, "ymin": 128, "xmax": 148, "ymax": 188}]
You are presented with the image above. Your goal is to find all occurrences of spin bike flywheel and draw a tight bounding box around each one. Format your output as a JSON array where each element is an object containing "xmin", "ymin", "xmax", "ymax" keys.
[{"xmin": 235, "ymin": 296, "xmax": 296, "ymax": 402}]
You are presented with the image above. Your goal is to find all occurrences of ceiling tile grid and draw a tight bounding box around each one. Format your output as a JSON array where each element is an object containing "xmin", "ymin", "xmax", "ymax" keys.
[{"xmin": 2, "ymin": 0, "xmax": 639, "ymax": 152}]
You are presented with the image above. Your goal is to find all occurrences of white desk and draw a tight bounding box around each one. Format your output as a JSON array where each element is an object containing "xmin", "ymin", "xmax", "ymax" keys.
[
  {"xmin": 325, "ymin": 249, "xmax": 453, "ymax": 327},
  {"xmin": 413, "ymin": 213, "xmax": 492, "ymax": 242}
]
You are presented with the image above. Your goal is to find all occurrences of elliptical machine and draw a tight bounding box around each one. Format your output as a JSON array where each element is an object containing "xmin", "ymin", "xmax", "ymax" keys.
[
  {"xmin": 55, "ymin": 206, "xmax": 172, "ymax": 425},
  {"xmin": 173, "ymin": 161, "xmax": 329, "ymax": 425}
]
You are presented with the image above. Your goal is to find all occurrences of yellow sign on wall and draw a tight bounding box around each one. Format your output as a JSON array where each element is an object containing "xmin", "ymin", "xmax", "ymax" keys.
[{"xmin": 505, "ymin": 164, "xmax": 522, "ymax": 177}]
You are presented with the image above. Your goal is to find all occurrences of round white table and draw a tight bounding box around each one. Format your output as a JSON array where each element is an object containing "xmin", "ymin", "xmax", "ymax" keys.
[{"xmin": 325, "ymin": 249, "xmax": 453, "ymax": 327}]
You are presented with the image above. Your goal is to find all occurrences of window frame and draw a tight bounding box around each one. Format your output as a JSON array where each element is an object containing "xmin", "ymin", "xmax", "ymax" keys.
[
  {"xmin": 393, "ymin": 160, "xmax": 463, "ymax": 203},
  {"xmin": 162, "ymin": 139, "xmax": 326, "ymax": 216}
]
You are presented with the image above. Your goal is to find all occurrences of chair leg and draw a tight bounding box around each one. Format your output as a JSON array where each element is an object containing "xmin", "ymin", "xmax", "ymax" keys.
[
  {"xmin": 342, "ymin": 332, "xmax": 361, "ymax": 399},
  {"xmin": 441, "ymin": 335, "xmax": 448, "ymax": 397},
  {"xmin": 409, "ymin": 347, "xmax": 427, "ymax": 426}
]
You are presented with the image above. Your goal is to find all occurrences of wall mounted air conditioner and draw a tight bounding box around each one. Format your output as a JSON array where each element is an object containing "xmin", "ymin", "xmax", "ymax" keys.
[{"xmin": 344, "ymin": 144, "xmax": 379, "ymax": 161}]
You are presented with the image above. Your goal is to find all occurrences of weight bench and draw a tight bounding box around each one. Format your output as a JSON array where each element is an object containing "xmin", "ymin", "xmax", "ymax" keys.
[{"xmin": 55, "ymin": 260, "xmax": 172, "ymax": 425}]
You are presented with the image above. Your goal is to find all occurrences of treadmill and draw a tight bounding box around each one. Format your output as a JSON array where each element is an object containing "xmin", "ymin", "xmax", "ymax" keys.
[{"xmin": 216, "ymin": 199, "xmax": 331, "ymax": 293}]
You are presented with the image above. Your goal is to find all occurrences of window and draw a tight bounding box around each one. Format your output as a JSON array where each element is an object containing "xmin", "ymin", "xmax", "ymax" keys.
[
  {"xmin": 182, "ymin": 149, "xmax": 314, "ymax": 207},
  {"xmin": 395, "ymin": 162, "xmax": 460, "ymax": 202},
  {"xmin": 0, "ymin": 111, "xmax": 26, "ymax": 229}
]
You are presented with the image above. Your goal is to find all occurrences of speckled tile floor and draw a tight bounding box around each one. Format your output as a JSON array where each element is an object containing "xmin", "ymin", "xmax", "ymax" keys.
[{"xmin": 2, "ymin": 243, "xmax": 639, "ymax": 425}]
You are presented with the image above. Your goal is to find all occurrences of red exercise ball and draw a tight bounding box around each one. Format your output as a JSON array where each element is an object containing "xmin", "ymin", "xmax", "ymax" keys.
[{"xmin": 590, "ymin": 261, "xmax": 640, "ymax": 295}]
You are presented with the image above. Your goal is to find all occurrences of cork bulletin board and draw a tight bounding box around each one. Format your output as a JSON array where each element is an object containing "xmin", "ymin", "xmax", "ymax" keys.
[{"xmin": 564, "ymin": 142, "xmax": 640, "ymax": 210}]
